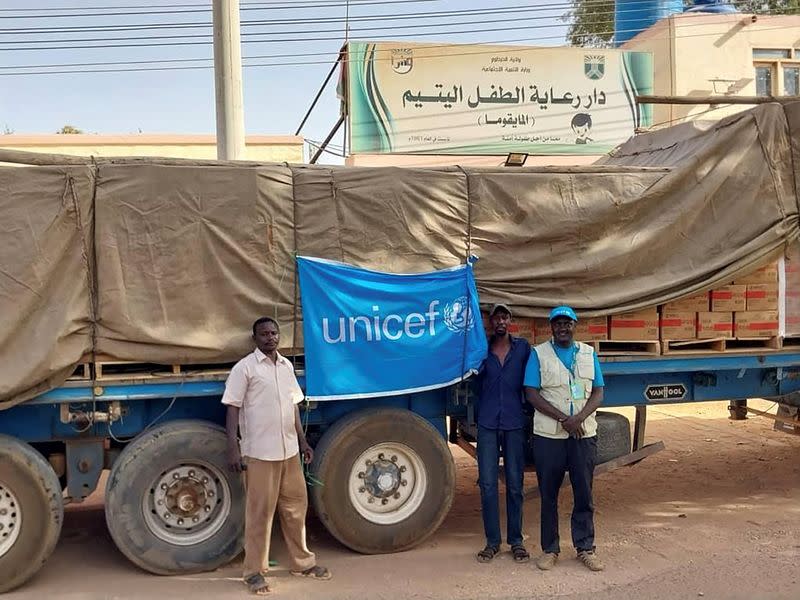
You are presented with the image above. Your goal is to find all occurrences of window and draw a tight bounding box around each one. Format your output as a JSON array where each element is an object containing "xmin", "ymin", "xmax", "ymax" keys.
[
  {"xmin": 785, "ymin": 66, "xmax": 800, "ymax": 96},
  {"xmin": 755, "ymin": 65, "xmax": 773, "ymax": 96},
  {"xmin": 752, "ymin": 48, "xmax": 800, "ymax": 97},
  {"xmin": 753, "ymin": 48, "xmax": 791, "ymax": 59}
]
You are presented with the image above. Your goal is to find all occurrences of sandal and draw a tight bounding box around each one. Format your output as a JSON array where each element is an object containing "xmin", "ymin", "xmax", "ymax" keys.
[
  {"xmin": 244, "ymin": 573, "xmax": 271, "ymax": 595},
  {"xmin": 291, "ymin": 565, "xmax": 332, "ymax": 580},
  {"xmin": 476, "ymin": 545, "xmax": 500, "ymax": 563},
  {"xmin": 511, "ymin": 544, "xmax": 531, "ymax": 563}
]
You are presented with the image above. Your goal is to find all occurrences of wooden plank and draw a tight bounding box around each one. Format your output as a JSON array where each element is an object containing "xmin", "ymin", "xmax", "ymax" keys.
[
  {"xmin": 67, "ymin": 363, "xmax": 91, "ymax": 380},
  {"xmin": 774, "ymin": 405, "xmax": 800, "ymax": 435},
  {"xmin": 746, "ymin": 406, "xmax": 800, "ymax": 435},
  {"xmin": 633, "ymin": 406, "xmax": 647, "ymax": 452},
  {"xmin": 93, "ymin": 361, "xmax": 235, "ymax": 381},
  {"xmin": 725, "ymin": 336, "xmax": 782, "ymax": 352},
  {"xmin": 454, "ymin": 436, "xmax": 477, "ymax": 460},
  {"xmin": 661, "ymin": 336, "xmax": 782, "ymax": 355},
  {"xmin": 595, "ymin": 340, "xmax": 660, "ymax": 356},
  {"xmin": 661, "ymin": 338, "xmax": 726, "ymax": 355},
  {"xmin": 522, "ymin": 441, "xmax": 666, "ymax": 500},
  {"xmin": 636, "ymin": 94, "xmax": 799, "ymax": 105},
  {"xmin": 780, "ymin": 335, "xmax": 800, "ymax": 349}
]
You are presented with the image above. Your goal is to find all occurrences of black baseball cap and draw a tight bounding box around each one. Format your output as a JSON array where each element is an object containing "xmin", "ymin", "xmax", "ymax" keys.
[{"xmin": 489, "ymin": 303, "xmax": 512, "ymax": 317}]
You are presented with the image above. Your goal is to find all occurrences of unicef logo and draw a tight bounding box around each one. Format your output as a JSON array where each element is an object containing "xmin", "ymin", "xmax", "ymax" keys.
[{"xmin": 443, "ymin": 297, "xmax": 476, "ymax": 333}]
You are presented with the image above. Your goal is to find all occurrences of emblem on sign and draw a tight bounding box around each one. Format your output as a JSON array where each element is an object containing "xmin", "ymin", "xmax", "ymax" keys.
[
  {"xmin": 584, "ymin": 55, "xmax": 605, "ymax": 80},
  {"xmin": 443, "ymin": 296, "xmax": 476, "ymax": 332},
  {"xmin": 391, "ymin": 48, "xmax": 413, "ymax": 74}
]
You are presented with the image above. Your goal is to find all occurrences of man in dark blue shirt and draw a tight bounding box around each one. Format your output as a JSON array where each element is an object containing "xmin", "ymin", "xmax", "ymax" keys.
[{"xmin": 475, "ymin": 303, "xmax": 531, "ymax": 564}]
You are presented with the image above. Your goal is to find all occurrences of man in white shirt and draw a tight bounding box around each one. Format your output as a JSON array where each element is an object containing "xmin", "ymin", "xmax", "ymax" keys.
[{"xmin": 223, "ymin": 317, "xmax": 331, "ymax": 595}]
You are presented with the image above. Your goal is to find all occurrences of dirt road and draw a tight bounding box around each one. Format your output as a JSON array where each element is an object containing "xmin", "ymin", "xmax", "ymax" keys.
[{"xmin": 9, "ymin": 400, "xmax": 799, "ymax": 600}]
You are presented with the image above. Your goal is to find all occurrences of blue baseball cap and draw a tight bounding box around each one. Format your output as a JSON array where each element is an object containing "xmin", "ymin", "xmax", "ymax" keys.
[{"xmin": 549, "ymin": 305, "xmax": 578, "ymax": 322}]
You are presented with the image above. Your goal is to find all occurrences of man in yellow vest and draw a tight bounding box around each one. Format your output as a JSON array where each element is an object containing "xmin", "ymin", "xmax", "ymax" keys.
[{"xmin": 523, "ymin": 306, "xmax": 605, "ymax": 572}]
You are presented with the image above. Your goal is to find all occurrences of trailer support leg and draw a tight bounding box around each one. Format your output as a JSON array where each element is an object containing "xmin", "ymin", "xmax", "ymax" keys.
[
  {"xmin": 66, "ymin": 439, "xmax": 105, "ymax": 503},
  {"xmin": 728, "ymin": 399, "xmax": 748, "ymax": 420},
  {"xmin": 633, "ymin": 405, "xmax": 647, "ymax": 451}
]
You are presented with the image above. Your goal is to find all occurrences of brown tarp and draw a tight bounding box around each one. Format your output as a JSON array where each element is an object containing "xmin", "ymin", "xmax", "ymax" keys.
[
  {"xmin": 0, "ymin": 102, "xmax": 798, "ymax": 409},
  {"xmin": 0, "ymin": 166, "xmax": 95, "ymax": 405}
]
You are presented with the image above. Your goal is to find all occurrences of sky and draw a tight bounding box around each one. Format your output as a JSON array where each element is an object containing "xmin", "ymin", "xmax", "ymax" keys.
[{"xmin": 0, "ymin": 0, "xmax": 571, "ymax": 162}]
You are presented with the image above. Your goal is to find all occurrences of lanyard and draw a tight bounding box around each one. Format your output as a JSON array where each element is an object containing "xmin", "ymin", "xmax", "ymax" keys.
[{"xmin": 550, "ymin": 341, "xmax": 579, "ymax": 416}]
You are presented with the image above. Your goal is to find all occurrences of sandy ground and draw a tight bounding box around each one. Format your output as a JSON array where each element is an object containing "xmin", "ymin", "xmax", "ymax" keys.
[{"xmin": 8, "ymin": 400, "xmax": 799, "ymax": 600}]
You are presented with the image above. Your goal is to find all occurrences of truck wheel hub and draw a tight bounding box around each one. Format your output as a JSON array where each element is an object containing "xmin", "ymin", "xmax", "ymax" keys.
[
  {"xmin": 0, "ymin": 482, "xmax": 22, "ymax": 558},
  {"xmin": 363, "ymin": 460, "xmax": 400, "ymax": 497},
  {"xmin": 348, "ymin": 442, "xmax": 428, "ymax": 525},
  {"xmin": 142, "ymin": 462, "xmax": 232, "ymax": 546}
]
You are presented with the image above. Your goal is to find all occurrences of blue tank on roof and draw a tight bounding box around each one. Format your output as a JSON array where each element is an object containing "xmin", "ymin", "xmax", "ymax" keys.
[
  {"xmin": 685, "ymin": 0, "xmax": 739, "ymax": 14},
  {"xmin": 614, "ymin": 0, "xmax": 684, "ymax": 45},
  {"xmin": 614, "ymin": 1, "xmax": 740, "ymax": 45}
]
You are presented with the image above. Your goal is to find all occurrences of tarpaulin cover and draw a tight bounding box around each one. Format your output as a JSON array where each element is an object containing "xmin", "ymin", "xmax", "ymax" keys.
[{"xmin": 0, "ymin": 102, "xmax": 798, "ymax": 409}]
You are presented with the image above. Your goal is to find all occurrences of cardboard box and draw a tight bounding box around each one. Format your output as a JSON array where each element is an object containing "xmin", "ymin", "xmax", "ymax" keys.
[
  {"xmin": 659, "ymin": 311, "xmax": 696, "ymax": 340},
  {"xmin": 511, "ymin": 317, "xmax": 536, "ymax": 344},
  {"xmin": 609, "ymin": 310, "xmax": 658, "ymax": 341},
  {"xmin": 482, "ymin": 314, "xmax": 535, "ymax": 344},
  {"xmin": 697, "ymin": 312, "xmax": 733, "ymax": 339},
  {"xmin": 575, "ymin": 317, "xmax": 608, "ymax": 342},
  {"xmin": 533, "ymin": 318, "xmax": 551, "ymax": 344},
  {"xmin": 710, "ymin": 285, "xmax": 747, "ymax": 312},
  {"xmin": 785, "ymin": 247, "xmax": 800, "ymax": 336},
  {"xmin": 745, "ymin": 283, "xmax": 778, "ymax": 311},
  {"xmin": 734, "ymin": 311, "xmax": 779, "ymax": 338},
  {"xmin": 733, "ymin": 262, "xmax": 779, "ymax": 285},
  {"xmin": 662, "ymin": 292, "xmax": 709, "ymax": 313}
]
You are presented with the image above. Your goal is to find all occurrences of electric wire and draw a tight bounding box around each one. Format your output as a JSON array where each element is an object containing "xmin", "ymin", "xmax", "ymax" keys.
[{"xmin": 3, "ymin": 18, "xmax": 800, "ymax": 76}]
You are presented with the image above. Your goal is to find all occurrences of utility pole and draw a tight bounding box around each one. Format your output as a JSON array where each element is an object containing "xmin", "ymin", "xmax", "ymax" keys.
[{"xmin": 212, "ymin": 0, "xmax": 245, "ymax": 160}]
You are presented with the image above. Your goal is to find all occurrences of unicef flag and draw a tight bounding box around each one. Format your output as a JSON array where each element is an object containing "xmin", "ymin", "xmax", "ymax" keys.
[{"xmin": 297, "ymin": 256, "xmax": 488, "ymax": 400}]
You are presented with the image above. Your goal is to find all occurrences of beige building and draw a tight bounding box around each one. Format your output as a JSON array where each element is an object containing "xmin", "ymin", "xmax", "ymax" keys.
[
  {"xmin": 624, "ymin": 11, "xmax": 800, "ymax": 127},
  {"xmin": 0, "ymin": 134, "xmax": 305, "ymax": 163}
]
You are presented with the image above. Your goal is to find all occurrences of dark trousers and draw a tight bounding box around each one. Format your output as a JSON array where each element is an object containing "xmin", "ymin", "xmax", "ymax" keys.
[
  {"xmin": 533, "ymin": 434, "xmax": 597, "ymax": 554},
  {"xmin": 477, "ymin": 426, "xmax": 525, "ymax": 547}
]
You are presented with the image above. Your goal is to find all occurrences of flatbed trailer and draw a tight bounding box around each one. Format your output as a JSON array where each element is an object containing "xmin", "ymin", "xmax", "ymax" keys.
[{"xmin": 2, "ymin": 348, "xmax": 800, "ymax": 592}]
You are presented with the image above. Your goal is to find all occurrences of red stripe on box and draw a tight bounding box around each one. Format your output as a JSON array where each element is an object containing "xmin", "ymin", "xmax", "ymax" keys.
[
  {"xmin": 745, "ymin": 291, "xmax": 767, "ymax": 299},
  {"xmin": 739, "ymin": 321, "xmax": 779, "ymax": 330},
  {"xmin": 660, "ymin": 319, "xmax": 686, "ymax": 327},
  {"xmin": 713, "ymin": 324, "xmax": 733, "ymax": 331},
  {"xmin": 612, "ymin": 320, "xmax": 648, "ymax": 328},
  {"xmin": 587, "ymin": 325, "xmax": 607, "ymax": 334},
  {"xmin": 711, "ymin": 291, "xmax": 733, "ymax": 299}
]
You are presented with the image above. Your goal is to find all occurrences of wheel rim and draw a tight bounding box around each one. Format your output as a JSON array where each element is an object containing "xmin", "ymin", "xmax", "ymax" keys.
[
  {"xmin": 348, "ymin": 442, "xmax": 427, "ymax": 525},
  {"xmin": 141, "ymin": 461, "xmax": 231, "ymax": 546},
  {"xmin": 0, "ymin": 481, "xmax": 22, "ymax": 558}
]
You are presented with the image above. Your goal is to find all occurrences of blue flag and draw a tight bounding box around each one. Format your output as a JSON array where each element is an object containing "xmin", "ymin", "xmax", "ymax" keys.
[{"xmin": 297, "ymin": 256, "xmax": 488, "ymax": 400}]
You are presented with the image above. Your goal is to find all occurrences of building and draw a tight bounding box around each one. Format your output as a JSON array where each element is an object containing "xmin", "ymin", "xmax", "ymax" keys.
[
  {"xmin": 623, "ymin": 11, "xmax": 800, "ymax": 127},
  {"xmin": 0, "ymin": 134, "xmax": 305, "ymax": 163}
]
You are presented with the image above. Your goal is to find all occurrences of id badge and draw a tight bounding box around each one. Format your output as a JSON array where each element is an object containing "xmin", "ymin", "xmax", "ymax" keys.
[{"xmin": 570, "ymin": 380, "xmax": 585, "ymax": 400}]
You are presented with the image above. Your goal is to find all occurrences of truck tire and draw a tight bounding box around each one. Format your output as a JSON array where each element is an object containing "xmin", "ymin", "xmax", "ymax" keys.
[
  {"xmin": 310, "ymin": 408, "xmax": 455, "ymax": 554},
  {"xmin": 0, "ymin": 435, "xmax": 63, "ymax": 593},
  {"xmin": 595, "ymin": 411, "xmax": 631, "ymax": 464},
  {"xmin": 105, "ymin": 420, "xmax": 245, "ymax": 575}
]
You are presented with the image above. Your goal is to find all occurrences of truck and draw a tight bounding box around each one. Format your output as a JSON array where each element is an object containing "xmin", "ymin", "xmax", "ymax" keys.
[{"xmin": 1, "ymin": 101, "xmax": 800, "ymax": 592}]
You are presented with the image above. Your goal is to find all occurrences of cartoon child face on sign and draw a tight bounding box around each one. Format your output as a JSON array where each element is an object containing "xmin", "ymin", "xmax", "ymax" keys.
[{"xmin": 571, "ymin": 113, "xmax": 593, "ymax": 144}]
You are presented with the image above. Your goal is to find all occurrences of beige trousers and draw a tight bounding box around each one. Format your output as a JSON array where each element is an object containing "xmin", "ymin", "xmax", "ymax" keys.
[{"xmin": 243, "ymin": 455, "xmax": 316, "ymax": 577}]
